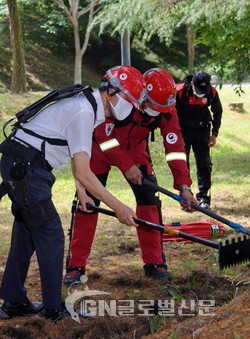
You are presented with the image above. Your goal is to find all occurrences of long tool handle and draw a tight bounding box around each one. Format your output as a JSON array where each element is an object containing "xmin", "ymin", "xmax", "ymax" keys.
[
  {"xmin": 142, "ymin": 178, "xmax": 250, "ymax": 236},
  {"xmin": 66, "ymin": 193, "xmax": 78, "ymax": 268},
  {"xmin": 86, "ymin": 204, "xmax": 219, "ymax": 249}
]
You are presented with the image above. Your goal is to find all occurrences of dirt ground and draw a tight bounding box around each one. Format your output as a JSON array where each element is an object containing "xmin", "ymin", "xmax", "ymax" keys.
[{"xmin": 0, "ymin": 203, "xmax": 249, "ymax": 339}]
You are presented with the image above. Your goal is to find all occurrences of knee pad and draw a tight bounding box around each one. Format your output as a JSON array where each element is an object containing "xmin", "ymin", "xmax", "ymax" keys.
[
  {"xmin": 130, "ymin": 166, "xmax": 158, "ymax": 205},
  {"xmin": 84, "ymin": 173, "xmax": 108, "ymax": 208}
]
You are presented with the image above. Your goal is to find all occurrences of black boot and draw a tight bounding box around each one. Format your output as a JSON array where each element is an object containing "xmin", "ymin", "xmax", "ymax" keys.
[
  {"xmin": 41, "ymin": 303, "xmax": 71, "ymax": 322},
  {"xmin": 0, "ymin": 308, "xmax": 11, "ymax": 319},
  {"xmin": 63, "ymin": 266, "xmax": 85, "ymax": 287},
  {"xmin": 144, "ymin": 263, "xmax": 172, "ymax": 280},
  {"xmin": 41, "ymin": 302, "xmax": 91, "ymax": 322},
  {"xmin": 0, "ymin": 297, "xmax": 43, "ymax": 318},
  {"xmin": 197, "ymin": 196, "xmax": 211, "ymax": 209}
]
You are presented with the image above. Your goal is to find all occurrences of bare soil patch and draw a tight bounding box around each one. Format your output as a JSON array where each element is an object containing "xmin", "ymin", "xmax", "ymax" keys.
[{"xmin": 0, "ymin": 203, "xmax": 249, "ymax": 338}]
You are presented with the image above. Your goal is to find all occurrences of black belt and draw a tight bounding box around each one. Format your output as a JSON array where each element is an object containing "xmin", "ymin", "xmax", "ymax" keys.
[
  {"xmin": 181, "ymin": 121, "xmax": 210, "ymax": 128},
  {"xmin": 0, "ymin": 136, "xmax": 53, "ymax": 172}
]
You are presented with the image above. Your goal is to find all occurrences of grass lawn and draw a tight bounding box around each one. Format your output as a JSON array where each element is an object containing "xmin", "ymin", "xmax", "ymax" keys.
[
  {"xmin": 0, "ymin": 85, "xmax": 249, "ymax": 338},
  {"xmin": 0, "ymin": 84, "xmax": 249, "ymax": 254}
]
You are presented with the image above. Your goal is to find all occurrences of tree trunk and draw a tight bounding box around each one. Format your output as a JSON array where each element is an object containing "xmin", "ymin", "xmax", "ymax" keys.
[
  {"xmin": 73, "ymin": 0, "xmax": 97, "ymax": 84},
  {"xmin": 53, "ymin": 0, "xmax": 98, "ymax": 84},
  {"xmin": 186, "ymin": 23, "xmax": 196, "ymax": 75},
  {"xmin": 73, "ymin": 21, "xmax": 82, "ymax": 84},
  {"xmin": 7, "ymin": 0, "xmax": 27, "ymax": 93}
]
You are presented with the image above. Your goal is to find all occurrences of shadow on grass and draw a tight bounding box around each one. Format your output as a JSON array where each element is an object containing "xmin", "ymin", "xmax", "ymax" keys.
[{"xmin": 212, "ymin": 206, "xmax": 249, "ymax": 219}]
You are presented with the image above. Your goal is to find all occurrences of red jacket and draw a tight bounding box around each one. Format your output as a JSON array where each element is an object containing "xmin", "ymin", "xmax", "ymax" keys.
[{"xmin": 92, "ymin": 108, "xmax": 192, "ymax": 190}]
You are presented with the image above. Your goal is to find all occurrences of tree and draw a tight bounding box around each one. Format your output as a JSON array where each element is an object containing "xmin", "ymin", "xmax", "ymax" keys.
[
  {"xmin": 94, "ymin": 0, "xmax": 250, "ymax": 84},
  {"xmin": 52, "ymin": 0, "xmax": 99, "ymax": 84},
  {"xmin": 7, "ymin": 0, "xmax": 27, "ymax": 93},
  {"xmin": 174, "ymin": 0, "xmax": 250, "ymax": 85},
  {"xmin": 93, "ymin": 0, "xmax": 201, "ymax": 76},
  {"xmin": 186, "ymin": 24, "xmax": 196, "ymax": 75}
]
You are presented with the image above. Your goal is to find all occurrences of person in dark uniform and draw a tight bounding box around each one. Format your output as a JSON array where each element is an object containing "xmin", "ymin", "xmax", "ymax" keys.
[
  {"xmin": 176, "ymin": 71, "xmax": 223, "ymax": 209},
  {"xmin": 0, "ymin": 65, "xmax": 145, "ymax": 321}
]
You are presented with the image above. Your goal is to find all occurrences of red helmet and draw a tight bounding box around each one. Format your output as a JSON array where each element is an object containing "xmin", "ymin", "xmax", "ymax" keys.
[
  {"xmin": 104, "ymin": 65, "xmax": 146, "ymax": 110},
  {"xmin": 143, "ymin": 68, "xmax": 176, "ymax": 112}
]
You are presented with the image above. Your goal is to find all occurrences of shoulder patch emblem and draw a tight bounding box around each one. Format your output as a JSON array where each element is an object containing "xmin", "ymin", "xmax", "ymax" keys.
[
  {"xmin": 166, "ymin": 132, "xmax": 178, "ymax": 144},
  {"xmin": 105, "ymin": 123, "xmax": 115, "ymax": 136}
]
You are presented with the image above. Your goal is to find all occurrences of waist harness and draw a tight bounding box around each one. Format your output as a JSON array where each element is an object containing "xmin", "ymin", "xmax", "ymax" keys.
[{"xmin": 0, "ymin": 134, "xmax": 53, "ymax": 171}]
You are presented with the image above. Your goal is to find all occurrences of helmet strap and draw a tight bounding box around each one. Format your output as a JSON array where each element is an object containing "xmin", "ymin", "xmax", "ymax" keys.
[
  {"xmin": 108, "ymin": 87, "xmax": 121, "ymax": 98},
  {"xmin": 106, "ymin": 98, "xmax": 116, "ymax": 120}
]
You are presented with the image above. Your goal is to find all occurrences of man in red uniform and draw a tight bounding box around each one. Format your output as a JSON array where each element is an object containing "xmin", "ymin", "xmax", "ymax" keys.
[{"xmin": 64, "ymin": 68, "xmax": 197, "ymax": 285}]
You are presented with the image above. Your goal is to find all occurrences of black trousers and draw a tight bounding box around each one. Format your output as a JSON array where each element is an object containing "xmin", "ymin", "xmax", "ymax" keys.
[
  {"xmin": 0, "ymin": 154, "xmax": 64, "ymax": 310},
  {"xmin": 181, "ymin": 127, "xmax": 212, "ymax": 201}
]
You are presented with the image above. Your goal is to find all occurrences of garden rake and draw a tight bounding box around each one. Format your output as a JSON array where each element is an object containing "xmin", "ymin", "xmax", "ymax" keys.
[
  {"xmin": 86, "ymin": 204, "xmax": 250, "ymax": 270},
  {"xmin": 142, "ymin": 178, "xmax": 250, "ymax": 236}
]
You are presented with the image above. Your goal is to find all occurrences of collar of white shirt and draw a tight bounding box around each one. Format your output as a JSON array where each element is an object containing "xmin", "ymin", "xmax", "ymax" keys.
[{"xmin": 92, "ymin": 90, "xmax": 105, "ymax": 128}]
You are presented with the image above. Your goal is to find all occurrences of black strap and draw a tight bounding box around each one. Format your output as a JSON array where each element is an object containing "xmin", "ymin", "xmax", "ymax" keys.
[
  {"xmin": 21, "ymin": 127, "xmax": 68, "ymax": 146},
  {"xmin": 171, "ymin": 222, "xmax": 182, "ymax": 227},
  {"xmin": 3, "ymin": 85, "xmax": 98, "ymax": 145},
  {"xmin": 14, "ymin": 84, "xmax": 97, "ymax": 126},
  {"xmin": 83, "ymin": 87, "xmax": 97, "ymax": 120},
  {"xmin": 18, "ymin": 87, "xmax": 98, "ymax": 146},
  {"xmin": 0, "ymin": 182, "xmax": 8, "ymax": 200}
]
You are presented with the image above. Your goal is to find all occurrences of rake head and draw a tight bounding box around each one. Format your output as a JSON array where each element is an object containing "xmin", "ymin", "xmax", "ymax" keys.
[{"xmin": 218, "ymin": 236, "xmax": 250, "ymax": 270}]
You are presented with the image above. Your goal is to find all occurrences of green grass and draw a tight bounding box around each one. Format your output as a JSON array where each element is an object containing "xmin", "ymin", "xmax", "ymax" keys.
[
  {"xmin": 0, "ymin": 86, "xmax": 249, "ymax": 337},
  {"xmin": 0, "ymin": 85, "xmax": 249, "ymax": 230},
  {"xmin": 150, "ymin": 86, "xmax": 250, "ymax": 216}
]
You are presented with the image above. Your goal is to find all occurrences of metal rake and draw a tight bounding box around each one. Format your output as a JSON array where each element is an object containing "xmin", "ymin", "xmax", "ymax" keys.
[{"xmin": 86, "ymin": 204, "xmax": 250, "ymax": 270}]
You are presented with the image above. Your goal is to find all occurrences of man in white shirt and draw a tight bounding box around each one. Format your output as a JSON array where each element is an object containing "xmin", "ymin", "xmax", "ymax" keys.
[{"xmin": 0, "ymin": 65, "xmax": 145, "ymax": 321}]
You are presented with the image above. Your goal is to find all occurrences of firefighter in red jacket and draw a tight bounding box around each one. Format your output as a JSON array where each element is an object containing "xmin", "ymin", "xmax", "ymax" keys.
[
  {"xmin": 176, "ymin": 71, "xmax": 223, "ymax": 209},
  {"xmin": 64, "ymin": 68, "xmax": 197, "ymax": 285}
]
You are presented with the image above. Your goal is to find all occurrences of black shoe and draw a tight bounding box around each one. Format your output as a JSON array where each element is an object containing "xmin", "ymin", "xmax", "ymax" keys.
[
  {"xmin": 41, "ymin": 304, "xmax": 71, "ymax": 322},
  {"xmin": 63, "ymin": 266, "xmax": 85, "ymax": 287},
  {"xmin": 199, "ymin": 198, "xmax": 210, "ymax": 209},
  {"xmin": 144, "ymin": 263, "xmax": 172, "ymax": 280},
  {"xmin": 1, "ymin": 297, "xmax": 43, "ymax": 318},
  {"xmin": 0, "ymin": 308, "xmax": 11, "ymax": 319},
  {"xmin": 42, "ymin": 303, "xmax": 92, "ymax": 322}
]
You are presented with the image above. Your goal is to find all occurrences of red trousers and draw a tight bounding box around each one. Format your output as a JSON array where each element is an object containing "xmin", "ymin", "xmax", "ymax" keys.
[
  {"xmin": 68, "ymin": 142, "xmax": 165, "ymax": 267},
  {"xmin": 68, "ymin": 204, "xmax": 164, "ymax": 267}
]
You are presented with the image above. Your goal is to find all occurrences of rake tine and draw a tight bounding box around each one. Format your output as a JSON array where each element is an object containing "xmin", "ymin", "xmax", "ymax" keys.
[
  {"xmin": 86, "ymin": 204, "xmax": 250, "ymax": 270},
  {"xmin": 142, "ymin": 178, "xmax": 250, "ymax": 236},
  {"xmin": 218, "ymin": 235, "xmax": 250, "ymax": 270}
]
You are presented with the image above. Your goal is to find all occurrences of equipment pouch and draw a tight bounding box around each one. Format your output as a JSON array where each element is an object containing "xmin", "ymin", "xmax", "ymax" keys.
[{"xmin": 21, "ymin": 198, "xmax": 58, "ymax": 228}]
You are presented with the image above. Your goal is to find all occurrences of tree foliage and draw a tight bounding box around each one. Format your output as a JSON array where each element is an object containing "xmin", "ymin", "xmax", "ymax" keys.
[
  {"xmin": 94, "ymin": 0, "xmax": 250, "ymax": 83},
  {"xmin": 93, "ymin": 0, "xmax": 178, "ymax": 42},
  {"xmin": 21, "ymin": 0, "xmax": 72, "ymax": 53},
  {"xmin": 184, "ymin": 0, "xmax": 250, "ymax": 85},
  {"xmin": 0, "ymin": 0, "xmax": 249, "ymax": 91}
]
